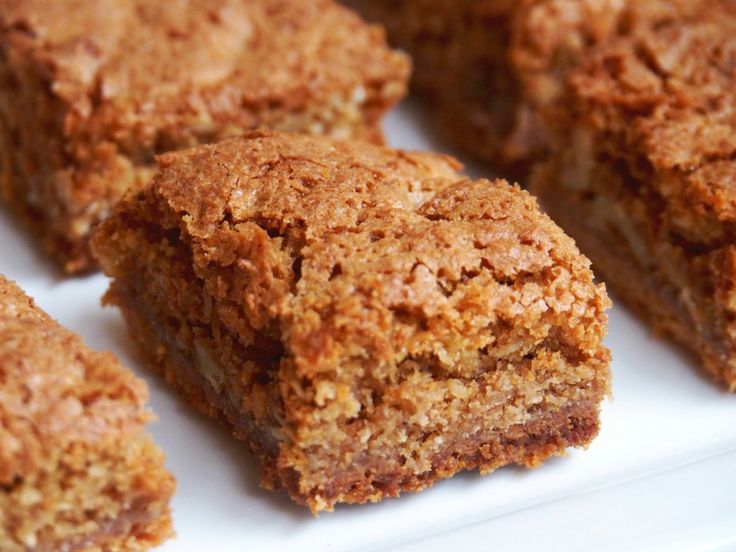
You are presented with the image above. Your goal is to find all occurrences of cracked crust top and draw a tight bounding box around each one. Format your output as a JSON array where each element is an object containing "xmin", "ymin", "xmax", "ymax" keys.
[
  {"xmin": 99, "ymin": 130, "xmax": 609, "ymax": 382},
  {"xmin": 0, "ymin": 0, "xmax": 409, "ymax": 150},
  {"xmin": 511, "ymin": 0, "xmax": 715, "ymax": 72},
  {"xmin": 93, "ymin": 131, "xmax": 611, "ymax": 511},
  {"xmin": 568, "ymin": 6, "xmax": 736, "ymax": 248},
  {"xmin": 0, "ymin": 275, "xmax": 149, "ymax": 485}
]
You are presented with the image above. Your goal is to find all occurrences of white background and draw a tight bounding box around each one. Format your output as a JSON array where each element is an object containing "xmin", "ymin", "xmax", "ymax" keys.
[{"xmin": 2, "ymin": 102, "xmax": 735, "ymax": 551}]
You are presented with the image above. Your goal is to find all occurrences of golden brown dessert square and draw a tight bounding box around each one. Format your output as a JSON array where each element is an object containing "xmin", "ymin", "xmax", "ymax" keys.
[
  {"xmin": 531, "ymin": 10, "xmax": 736, "ymax": 390},
  {"xmin": 345, "ymin": 0, "xmax": 708, "ymax": 173},
  {"xmin": 93, "ymin": 130, "xmax": 610, "ymax": 513},
  {"xmin": 0, "ymin": 275, "xmax": 174, "ymax": 551},
  {"xmin": 0, "ymin": 0, "xmax": 409, "ymax": 272}
]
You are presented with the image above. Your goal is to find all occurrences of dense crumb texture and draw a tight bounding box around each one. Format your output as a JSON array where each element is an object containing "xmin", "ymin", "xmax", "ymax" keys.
[
  {"xmin": 93, "ymin": 131, "xmax": 610, "ymax": 513},
  {"xmin": 345, "ymin": 0, "xmax": 713, "ymax": 172},
  {"xmin": 0, "ymin": 276, "xmax": 174, "ymax": 551},
  {"xmin": 531, "ymin": 9, "xmax": 736, "ymax": 390},
  {"xmin": 0, "ymin": 0, "xmax": 409, "ymax": 273}
]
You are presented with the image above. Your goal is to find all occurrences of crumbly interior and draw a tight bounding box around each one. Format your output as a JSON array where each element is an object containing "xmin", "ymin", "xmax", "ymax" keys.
[
  {"xmin": 0, "ymin": 276, "xmax": 174, "ymax": 550},
  {"xmin": 346, "ymin": 0, "xmax": 714, "ymax": 172},
  {"xmin": 532, "ymin": 11, "xmax": 736, "ymax": 390},
  {"xmin": 94, "ymin": 131, "xmax": 610, "ymax": 513},
  {"xmin": 0, "ymin": 0, "xmax": 408, "ymax": 272}
]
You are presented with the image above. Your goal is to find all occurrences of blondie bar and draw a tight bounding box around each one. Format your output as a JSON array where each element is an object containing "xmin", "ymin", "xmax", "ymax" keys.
[
  {"xmin": 531, "ymin": 11, "xmax": 736, "ymax": 389},
  {"xmin": 0, "ymin": 0, "xmax": 408, "ymax": 272},
  {"xmin": 93, "ymin": 130, "xmax": 611, "ymax": 512},
  {"xmin": 346, "ymin": 0, "xmax": 708, "ymax": 172},
  {"xmin": 0, "ymin": 276, "xmax": 174, "ymax": 551}
]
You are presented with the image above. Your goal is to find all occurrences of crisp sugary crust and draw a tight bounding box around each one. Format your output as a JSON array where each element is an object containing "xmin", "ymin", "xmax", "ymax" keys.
[
  {"xmin": 532, "ymin": 9, "xmax": 736, "ymax": 390},
  {"xmin": 0, "ymin": 275, "xmax": 174, "ymax": 551},
  {"xmin": 0, "ymin": 0, "xmax": 409, "ymax": 272},
  {"xmin": 93, "ymin": 130, "xmax": 611, "ymax": 513},
  {"xmin": 346, "ymin": 0, "xmax": 714, "ymax": 172}
]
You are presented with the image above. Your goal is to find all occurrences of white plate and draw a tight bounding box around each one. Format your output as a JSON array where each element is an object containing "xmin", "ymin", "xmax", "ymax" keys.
[{"xmin": 2, "ymin": 103, "xmax": 735, "ymax": 552}]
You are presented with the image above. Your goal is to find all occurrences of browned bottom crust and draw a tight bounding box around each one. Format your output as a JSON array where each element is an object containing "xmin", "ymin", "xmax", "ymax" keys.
[
  {"xmin": 110, "ymin": 285, "xmax": 600, "ymax": 511},
  {"xmin": 76, "ymin": 514, "xmax": 170, "ymax": 552},
  {"xmin": 2, "ymin": 434, "xmax": 174, "ymax": 552},
  {"xmin": 62, "ymin": 481, "xmax": 173, "ymax": 552},
  {"xmin": 532, "ymin": 164, "xmax": 736, "ymax": 390}
]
